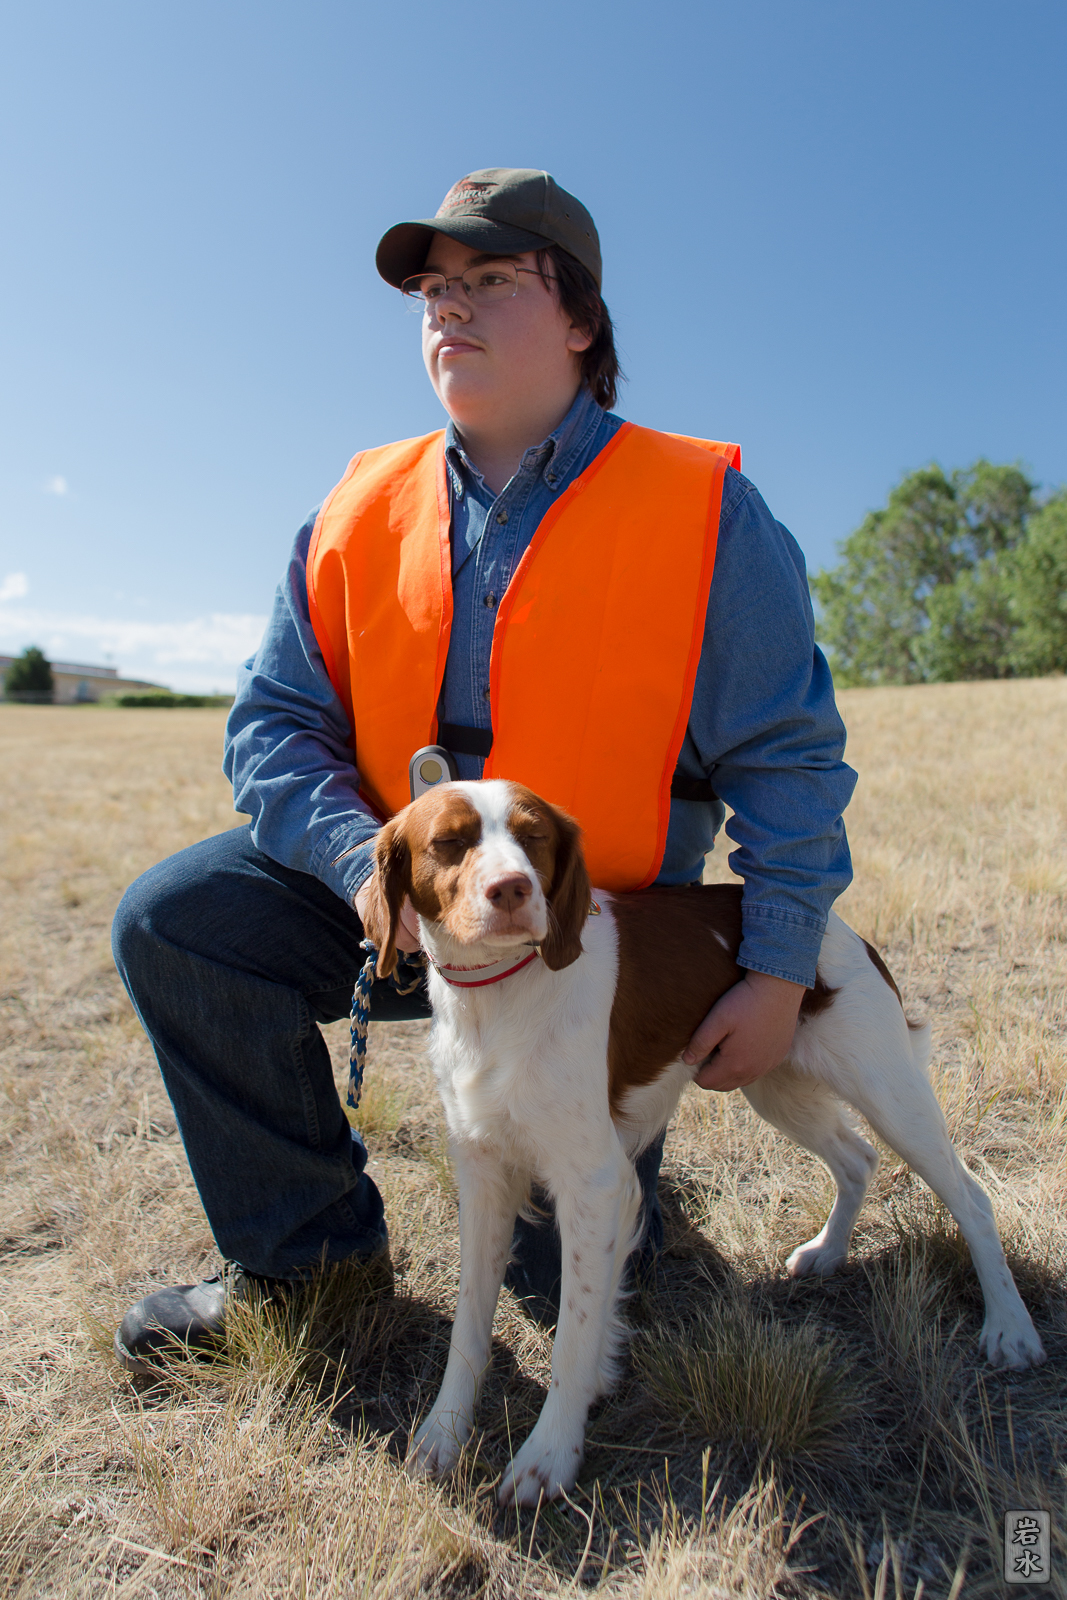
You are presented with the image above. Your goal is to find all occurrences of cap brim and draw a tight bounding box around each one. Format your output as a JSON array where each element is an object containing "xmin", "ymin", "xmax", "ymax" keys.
[{"xmin": 376, "ymin": 216, "xmax": 554, "ymax": 288}]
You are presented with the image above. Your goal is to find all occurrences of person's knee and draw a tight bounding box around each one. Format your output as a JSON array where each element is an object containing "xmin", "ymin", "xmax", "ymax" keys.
[
  {"xmin": 112, "ymin": 870, "xmax": 160, "ymax": 992},
  {"xmin": 111, "ymin": 853, "xmax": 204, "ymax": 993}
]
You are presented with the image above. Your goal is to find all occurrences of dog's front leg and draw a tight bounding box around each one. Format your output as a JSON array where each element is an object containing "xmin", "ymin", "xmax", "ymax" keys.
[
  {"xmin": 408, "ymin": 1142, "xmax": 524, "ymax": 1477},
  {"xmin": 499, "ymin": 1142, "xmax": 642, "ymax": 1507}
]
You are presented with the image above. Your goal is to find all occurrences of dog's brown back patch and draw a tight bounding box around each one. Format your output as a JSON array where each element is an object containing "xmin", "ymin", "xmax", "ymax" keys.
[
  {"xmin": 608, "ymin": 886, "xmax": 743, "ymax": 1115},
  {"xmin": 607, "ymin": 885, "xmax": 840, "ymax": 1117},
  {"xmin": 862, "ymin": 938, "xmax": 904, "ymax": 1008}
]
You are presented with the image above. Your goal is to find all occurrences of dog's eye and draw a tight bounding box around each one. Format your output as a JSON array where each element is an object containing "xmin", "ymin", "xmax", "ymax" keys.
[
  {"xmin": 517, "ymin": 833, "xmax": 548, "ymax": 847},
  {"xmin": 432, "ymin": 836, "xmax": 467, "ymax": 851}
]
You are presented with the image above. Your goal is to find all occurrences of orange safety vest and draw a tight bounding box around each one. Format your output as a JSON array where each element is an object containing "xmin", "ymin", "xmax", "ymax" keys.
[{"xmin": 306, "ymin": 421, "xmax": 739, "ymax": 891}]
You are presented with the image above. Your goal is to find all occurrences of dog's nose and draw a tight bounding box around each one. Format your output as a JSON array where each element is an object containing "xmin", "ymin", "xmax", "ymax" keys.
[{"xmin": 484, "ymin": 873, "xmax": 533, "ymax": 913}]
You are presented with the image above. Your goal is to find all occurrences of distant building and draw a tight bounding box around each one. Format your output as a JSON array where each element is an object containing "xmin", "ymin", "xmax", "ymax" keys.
[{"xmin": 0, "ymin": 655, "xmax": 168, "ymax": 704}]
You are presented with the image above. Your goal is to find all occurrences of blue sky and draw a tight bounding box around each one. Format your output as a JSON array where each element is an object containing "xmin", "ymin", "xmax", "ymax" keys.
[{"xmin": 1, "ymin": 0, "xmax": 1064, "ymax": 692}]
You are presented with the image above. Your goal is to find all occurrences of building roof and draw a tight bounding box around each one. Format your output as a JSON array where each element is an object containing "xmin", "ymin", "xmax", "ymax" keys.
[
  {"xmin": 0, "ymin": 654, "xmax": 167, "ymax": 691},
  {"xmin": 1, "ymin": 655, "xmax": 117, "ymax": 676},
  {"xmin": 50, "ymin": 662, "xmax": 120, "ymax": 678}
]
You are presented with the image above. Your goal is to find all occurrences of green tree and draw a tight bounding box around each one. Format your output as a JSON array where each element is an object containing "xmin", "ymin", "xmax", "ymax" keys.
[
  {"xmin": 4, "ymin": 646, "xmax": 54, "ymax": 697},
  {"xmin": 1009, "ymin": 491, "xmax": 1067, "ymax": 675},
  {"xmin": 811, "ymin": 461, "xmax": 1037, "ymax": 685},
  {"xmin": 915, "ymin": 559, "xmax": 1016, "ymax": 681}
]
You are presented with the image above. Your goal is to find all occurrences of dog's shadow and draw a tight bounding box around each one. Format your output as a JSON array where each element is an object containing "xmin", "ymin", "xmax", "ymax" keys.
[
  {"xmin": 306, "ymin": 1177, "xmax": 1062, "ymax": 1452},
  {"xmin": 319, "ymin": 1285, "xmax": 549, "ymax": 1466},
  {"xmin": 317, "ymin": 1180, "xmax": 738, "ymax": 1471},
  {"xmin": 633, "ymin": 1171, "xmax": 737, "ymax": 1310}
]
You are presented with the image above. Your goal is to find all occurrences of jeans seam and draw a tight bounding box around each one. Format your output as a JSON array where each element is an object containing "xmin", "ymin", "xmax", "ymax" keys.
[
  {"xmin": 292, "ymin": 990, "xmax": 325, "ymax": 1151},
  {"xmin": 292, "ymin": 989, "xmax": 362, "ymax": 1233}
]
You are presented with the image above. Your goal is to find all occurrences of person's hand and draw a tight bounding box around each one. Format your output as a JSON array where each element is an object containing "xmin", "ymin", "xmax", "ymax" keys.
[
  {"xmin": 354, "ymin": 881, "xmax": 422, "ymax": 953},
  {"xmin": 683, "ymin": 970, "xmax": 805, "ymax": 1092}
]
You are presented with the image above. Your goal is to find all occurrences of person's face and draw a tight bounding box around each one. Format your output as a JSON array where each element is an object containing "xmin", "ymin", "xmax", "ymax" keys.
[{"xmin": 419, "ymin": 234, "xmax": 592, "ymax": 430}]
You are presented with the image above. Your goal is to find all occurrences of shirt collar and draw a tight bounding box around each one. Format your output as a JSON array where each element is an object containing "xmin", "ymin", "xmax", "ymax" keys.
[{"xmin": 444, "ymin": 385, "xmax": 604, "ymax": 499}]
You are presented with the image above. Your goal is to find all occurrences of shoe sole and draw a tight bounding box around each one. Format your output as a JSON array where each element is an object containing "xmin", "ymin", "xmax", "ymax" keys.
[
  {"xmin": 113, "ymin": 1329, "xmax": 165, "ymax": 1377},
  {"xmin": 113, "ymin": 1327, "xmax": 222, "ymax": 1376}
]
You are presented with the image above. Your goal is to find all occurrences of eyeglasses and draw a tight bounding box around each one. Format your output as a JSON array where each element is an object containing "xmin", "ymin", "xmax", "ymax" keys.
[{"xmin": 401, "ymin": 261, "xmax": 557, "ymax": 310}]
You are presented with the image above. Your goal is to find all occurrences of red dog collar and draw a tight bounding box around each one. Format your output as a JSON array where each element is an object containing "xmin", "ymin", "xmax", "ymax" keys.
[{"xmin": 430, "ymin": 948, "xmax": 541, "ymax": 988}]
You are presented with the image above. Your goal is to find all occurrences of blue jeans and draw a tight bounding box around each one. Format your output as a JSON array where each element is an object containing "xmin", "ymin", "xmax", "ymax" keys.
[{"xmin": 111, "ymin": 825, "xmax": 664, "ymax": 1291}]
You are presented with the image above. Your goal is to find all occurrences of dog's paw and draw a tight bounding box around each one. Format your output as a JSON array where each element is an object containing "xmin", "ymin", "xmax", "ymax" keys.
[
  {"xmin": 406, "ymin": 1409, "xmax": 470, "ymax": 1478},
  {"xmin": 497, "ymin": 1424, "xmax": 584, "ymax": 1507},
  {"xmin": 785, "ymin": 1237, "xmax": 847, "ymax": 1278},
  {"xmin": 979, "ymin": 1316, "xmax": 1047, "ymax": 1372}
]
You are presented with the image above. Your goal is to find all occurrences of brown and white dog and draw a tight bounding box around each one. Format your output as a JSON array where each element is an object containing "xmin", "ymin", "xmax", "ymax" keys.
[{"xmin": 361, "ymin": 778, "xmax": 1045, "ymax": 1506}]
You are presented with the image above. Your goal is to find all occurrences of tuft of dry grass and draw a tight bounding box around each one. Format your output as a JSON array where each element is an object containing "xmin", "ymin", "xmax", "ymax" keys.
[
  {"xmin": 634, "ymin": 1289, "xmax": 860, "ymax": 1462},
  {"xmin": 2, "ymin": 684, "xmax": 1066, "ymax": 1597}
]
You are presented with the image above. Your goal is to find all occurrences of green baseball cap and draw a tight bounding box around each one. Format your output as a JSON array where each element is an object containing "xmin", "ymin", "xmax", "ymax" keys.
[{"xmin": 376, "ymin": 168, "xmax": 602, "ymax": 291}]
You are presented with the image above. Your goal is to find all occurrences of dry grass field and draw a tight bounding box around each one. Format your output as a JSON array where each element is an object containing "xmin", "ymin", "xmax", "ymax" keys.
[{"xmin": 1, "ymin": 681, "xmax": 1065, "ymax": 1598}]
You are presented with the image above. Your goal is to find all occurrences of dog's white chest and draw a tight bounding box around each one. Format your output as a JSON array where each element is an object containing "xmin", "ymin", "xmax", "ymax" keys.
[
  {"xmin": 429, "ymin": 1018, "xmax": 546, "ymax": 1164},
  {"xmin": 425, "ymin": 929, "xmax": 620, "ymax": 1167}
]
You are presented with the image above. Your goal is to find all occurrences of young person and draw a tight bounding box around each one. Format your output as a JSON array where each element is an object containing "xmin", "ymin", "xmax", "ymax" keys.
[{"xmin": 112, "ymin": 169, "xmax": 855, "ymax": 1370}]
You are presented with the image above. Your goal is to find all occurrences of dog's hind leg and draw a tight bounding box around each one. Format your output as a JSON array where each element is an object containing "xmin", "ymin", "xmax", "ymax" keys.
[
  {"xmin": 821, "ymin": 1020, "xmax": 1047, "ymax": 1371},
  {"xmin": 743, "ymin": 1063, "xmax": 879, "ymax": 1277},
  {"xmin": 407, "ymin": 1142, "xmax": 527, "ymax": 1477}
]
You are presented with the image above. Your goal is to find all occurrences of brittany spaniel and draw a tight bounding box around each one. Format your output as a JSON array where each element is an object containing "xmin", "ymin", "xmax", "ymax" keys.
[{"xmin": 361, "ymin": 779, "xmax": 1045, "ymax": 1506}]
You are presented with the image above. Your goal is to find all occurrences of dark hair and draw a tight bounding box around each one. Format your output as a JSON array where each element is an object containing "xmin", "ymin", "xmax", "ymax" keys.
[{"xmin": 537, "ymin": 246, "xmax": 623, "ymax": 411}]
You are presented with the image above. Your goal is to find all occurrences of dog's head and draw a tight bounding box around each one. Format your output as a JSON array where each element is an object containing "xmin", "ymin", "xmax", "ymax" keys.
[{"xmin": 360, "ymin": 779, "xmax": 591, "ymax": 979}]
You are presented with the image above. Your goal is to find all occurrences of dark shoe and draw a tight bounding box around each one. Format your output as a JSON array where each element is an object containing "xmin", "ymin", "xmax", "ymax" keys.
[{"xmin": 113, "ymin": 1264, "xmax": 287, "ymax": 1375}]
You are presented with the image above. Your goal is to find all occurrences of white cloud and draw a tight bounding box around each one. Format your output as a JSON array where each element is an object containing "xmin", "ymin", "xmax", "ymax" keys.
[
  {"xmin": 0, "ymin": 602, "xmax": 267, "ymax": 695},
  {"xmin": 0, "ymin": 573, "xmax": 29, "ymax": 602},
  {"xmin": 44, "ymin": 475, "xmax": 69, "ymax": 496}
]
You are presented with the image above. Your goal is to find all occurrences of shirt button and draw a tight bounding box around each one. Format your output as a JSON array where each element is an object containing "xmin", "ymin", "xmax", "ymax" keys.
[
  {"xmin": 545, "ymin": 473, "xmax": 557, "ymax": 486},
  {"xmin": 482, "ymin": 687, "xmax": 491, "ymax": 701},
  {"xmin": 495, "ymin": 509, "xmax": 508, "ymax": 524},
  {"xmin": 484, "ymin": 592, "xmax": 498, "ymax": 609}
]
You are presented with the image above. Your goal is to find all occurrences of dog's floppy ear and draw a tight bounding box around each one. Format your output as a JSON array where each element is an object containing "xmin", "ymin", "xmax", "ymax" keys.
[
  {"xmin": 360, "ymin": 815, "xmax": 411, "ymax": 979},
  {"xmin": 539, "ymin": 806, "xmax": 591, "ymax": 972}
]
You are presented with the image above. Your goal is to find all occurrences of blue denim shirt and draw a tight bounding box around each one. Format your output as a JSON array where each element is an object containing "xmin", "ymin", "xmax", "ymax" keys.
[{"xmin": 224, "ymin": 387, "xmax": 856, "ymax": 987}]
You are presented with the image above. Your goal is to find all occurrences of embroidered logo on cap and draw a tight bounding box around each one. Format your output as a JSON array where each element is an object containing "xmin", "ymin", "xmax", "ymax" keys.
[{"xmin": 436, "ymin": 179, "xmax": 498, "ymax": 215}]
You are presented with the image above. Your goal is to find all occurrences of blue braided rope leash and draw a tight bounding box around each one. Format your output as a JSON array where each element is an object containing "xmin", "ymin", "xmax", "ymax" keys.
[{"xmin": 346, "ymin": 941, "xmax": 427, "ymax": 1127}]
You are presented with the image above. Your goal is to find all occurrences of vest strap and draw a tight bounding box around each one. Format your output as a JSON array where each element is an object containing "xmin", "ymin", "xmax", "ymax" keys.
[
  {"xmin": 438, "ymin": 722, "xmax": 494, "ymax": 758},
  {"xmin": 438, "ymin": 721, "xmax": 720, "ymax": 806},
  {"xmin": 670, "ymin": 775, "xmax": 719, "ymax": 803}
]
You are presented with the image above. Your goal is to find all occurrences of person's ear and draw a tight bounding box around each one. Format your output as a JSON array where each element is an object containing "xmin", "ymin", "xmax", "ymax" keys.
[
  {"xmin": 539, "ymin": 807, "xmax": 591, "ymax": 971},
  {"xmin": 565, "ymin": 322, "xmax": 593, "ymax": 354},
  {"xmin": 360, "ymin": 818, "xmax": 411, "ymax": 979}
]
